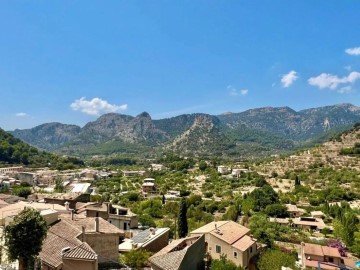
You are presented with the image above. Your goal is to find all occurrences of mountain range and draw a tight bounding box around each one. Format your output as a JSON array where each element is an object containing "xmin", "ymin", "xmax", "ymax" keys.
[{"xmin": 9, "ymin": 103, "xmax": 360, "ymax": 158}]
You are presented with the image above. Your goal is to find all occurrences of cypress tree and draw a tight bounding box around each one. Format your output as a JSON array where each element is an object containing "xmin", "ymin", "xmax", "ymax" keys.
[{"xmin": 178, "ymin": 197, "xmax": 188, "ymax": 238}]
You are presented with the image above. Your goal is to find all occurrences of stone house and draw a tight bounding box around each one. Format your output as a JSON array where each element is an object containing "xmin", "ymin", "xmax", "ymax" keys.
[
  {"xmin": 190, "ymin": 221, "xmax": 257, "ymax": 269},
  {"xmin": 149, "ymin": 235, "xmax": 205, "ymax": 270}
]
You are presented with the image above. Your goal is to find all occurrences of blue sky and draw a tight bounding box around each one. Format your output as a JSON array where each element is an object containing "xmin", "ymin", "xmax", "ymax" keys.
[{"xmin": 0, "ymin": 1, "xmax": 360, "ymax": 130}]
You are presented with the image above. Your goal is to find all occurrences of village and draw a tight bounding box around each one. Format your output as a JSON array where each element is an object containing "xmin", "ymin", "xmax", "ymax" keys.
[{"xmin": 0, "ymin": 124, "xmax": 360, "ymax": 270}]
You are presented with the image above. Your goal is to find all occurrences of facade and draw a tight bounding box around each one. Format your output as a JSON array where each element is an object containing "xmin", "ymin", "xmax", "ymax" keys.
[
  {"xmin": 302, "ymin": 243, "xmax": 343, "ymax": 269},
  {"xmin": 190, "ymin": 221, "xmax": 257, "ymax": 269},
  {"xmin": 217, "ymin": 166, "xmax": 229, "ymax": 174},
  {"xmin": 122, "ymin": 170, "xmax": 146, "ymax": 177},
  {"xmin": 81, "ymin": 203, "xmax": 138, "ymax": 231},
  {"xmin": 285, "ymin": 204, "xmax": 306, "ymax": 217},
  {"xmin": 149, "ymin": 235, "xmax": 205, "ymax": 270},
  {"xmin": 142, "ymin": 182, "xmax": 156, "ymax": 193}
]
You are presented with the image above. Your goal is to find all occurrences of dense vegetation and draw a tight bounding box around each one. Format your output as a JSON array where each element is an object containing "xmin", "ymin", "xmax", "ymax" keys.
[{"xmin": 0, "ymin": 128, "xmax": 84, "ymax": 169}]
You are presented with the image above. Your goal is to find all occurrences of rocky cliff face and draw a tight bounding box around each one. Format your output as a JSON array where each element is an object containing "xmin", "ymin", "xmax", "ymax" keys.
[{"xmin": 9, "ymin": 103, "xmax": 360, "ymax": 158}]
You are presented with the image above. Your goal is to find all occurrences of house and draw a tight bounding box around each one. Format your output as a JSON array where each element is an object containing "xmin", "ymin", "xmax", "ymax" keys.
[
  {"xmin": 43, "ymin": 193, "xmax": 90, "ymax": 209},
  {"xmin": 149, "ymin": 235, "xmax": 205, "ymax": 270},
  {"xmin": 0, "ymin": 201, "xmax": 67, "ymax": 226},
  {"xmin": 122, "ymin": 170, "xmax": 146, "ymax": 177},
  {"xmin": 40, "ymin": 219, "xmax": 98, "ymax": 270},
  {"xmin": 311, "ymin": 211, "xmax": 325, "ymax": 219},
  {"xmin": 119, "ymin": 227, "xmax": 170, "ymax": 253},
  {"xmin": 190, "ymin": 221, "xmax": 257, "ymax": 269},
  {"xmin": 285, "ymin": 204, "xmax": 306, "ymax": 217},
  {"xmin": 150, "ymin": 164, "xmax": 167, "ymax": 171},
  {"xmin": 17, "ymin": 172, "xmax": 36, "ymax": 185},
  {"xmin": 79, "ymin": 203, "xmax": 138, "ymax": 231},
  {"xmin": 60, "ymin": 215, "xmax": 125, "ymax": 263},
  {"xmin": 301, "ymin": 243, "xmax": 344, "ymax": 269},
  {"xmin": 217, "ymin": 166, "xmax": 229, "ymax": 174},
  {"xmin": 269, "ymin": 216, "xmax": 330, "ymax": 232},
  {"xmin": 142, "ymin": 182, "xmax": 156, "ymax": 193}
]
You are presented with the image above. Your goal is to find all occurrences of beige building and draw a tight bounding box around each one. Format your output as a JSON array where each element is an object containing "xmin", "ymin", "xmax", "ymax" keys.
[
  {"xmin": 190, "ymin": 221, "xmax": 257, "ymax": 269},
  {"xmin": 302, "ymin": 243, "xmax": 343, "ymax": 269},
  {"xmin": 149, "ymin": 235, "xmax": 205, "ymax": 270},
  {"xmin": 285, "ymin": 204, "xmax": 305, "ymax": 217}
]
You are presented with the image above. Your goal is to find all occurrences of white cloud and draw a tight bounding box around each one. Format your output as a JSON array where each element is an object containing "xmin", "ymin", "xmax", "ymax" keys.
[
  {"xmin": 337, "ymin": 86, "xmax": 352, "ymax": 94},
  {"xmin": 281, "ymin": 70, "xmax": 298, "ymax": 88},
  {"xmin": 15, "ymin": 112, "xmax": 28, "ymax": 117},
  {"xmin": 308, "ymin": 71, "xmax": 360, "ymax": 90},
  {"xmin": 70, "ymin": 97, "xmax": 128, "ymax": 115},
  {"xmin": 228, "ymin": 85, "xmax": 248, "ymax": 96},
  {"xmin": 345, "ymin": 47, "xmax": 360, "ymax": 56},
  {"xmin": 344, "ymin": 65, "xmax": 352, "ymax": 71}
]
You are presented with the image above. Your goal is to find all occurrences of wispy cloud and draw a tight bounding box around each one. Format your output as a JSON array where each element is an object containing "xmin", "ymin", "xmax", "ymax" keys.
[
  {"xmin": 228, "ymin": 85, "xmax": 248, "ymax": 96},
  {"xmin": 281, "ymin": 70, "xmax": 298, "ymax": 88},
  {"xmin": 337, "ymin": 86, "xmax": 352, "ymax": 94},
  {"xmin": 308, "ymin": 71, "xmax": 360, "ymax": 91},
  {"xmin": 344, "ymin": 65, "xmax": 352, "ymax": 71},
  {"xmin": 70, "ymin": 97, "xmax": 128, "ymax": 115},
  {"xmin": 345, "ymin": 47, "xmax": 360, "ymax": 56},
  {"xmin": 15, "ymin": 112, "xmax": 28, "ymax": 117}
]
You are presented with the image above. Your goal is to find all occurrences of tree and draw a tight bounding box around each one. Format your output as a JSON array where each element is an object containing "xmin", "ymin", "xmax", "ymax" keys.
[
  {"xmin": 198, "ymin": 160, "xmax": 208, "ymax": 171},
  {"xmin": 162, "ymin": 194, "xmax": 165, "ymax": 205},
  {"xmin": 54, "ymin": 177, "xmax": 65, "ymax": 193},
  {"xmin": 12, "ymin": 186, "xmax": 31, "ymax": 199},
  {"xmin": 178, "ymin": 197, "xmax": 188, "ymax": 238},
  {"xmin": 5, "ymin": 208, "xmax": 48, "ymax": 270},
  {"xmin": 210, "ymin": 255, "xmax": 245, "ymax": 270},
  {"xmin": 257, "ymin": 249, "xmax": 298, "ymax": 270},
  {"xmin": 121, "ymin": 248, "xmax": 152, "ymax": 269},
  {"xmin": 264, "ymin": 204, "xmax": 288, "ymax": 218}
]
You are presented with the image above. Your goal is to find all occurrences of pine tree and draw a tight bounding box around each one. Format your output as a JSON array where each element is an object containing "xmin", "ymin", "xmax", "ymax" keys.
[{"xmin": 178, "ymin": 197, "xmax": 188, "ymax": 238}]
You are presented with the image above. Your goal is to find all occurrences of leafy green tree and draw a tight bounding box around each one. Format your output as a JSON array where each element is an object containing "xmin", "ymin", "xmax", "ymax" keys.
[
  {"xmin": 198, "ymin": 160, "xmax": 208, "ymax": 171},
  {"xmin": 12, "ymin": 186, "xmax": 32, "ymax": 199},
  {"xmin": 121, "ymin": 248, "xmax": 152, "ymax": 269},
  {"xmin": 222, "ymin": 205, "xmax": 239, "ymax": 221},
  {"xmin": 139, "ymin": 214, "xmax": 156, "ymax": 227},
  {"xmin": 210, "ymin": 255, "xmax": 245, "ymax": 270},
  {"xmin": 178, "ymin": 197, "xmax": 188, "ymax": 238},
  {"xmin": 257, "ymin": 249, "xmax": 298, "ymax": 270},
  {"xmin": 264, "ymin": 204, "xmax": 288, "ymax": 218},
  {"xmin": 54, "ymin": 177, "xmax": 65, "ymax": 193},
  {"xmin": 5, "ymin": 208, "xmax": 48, "ymax": 270}
]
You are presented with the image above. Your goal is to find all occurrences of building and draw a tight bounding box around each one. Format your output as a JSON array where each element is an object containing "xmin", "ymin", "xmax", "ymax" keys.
[
  {"xmin": 17, "ymin": 172, "xmax": 36, "ymax": 185},
  {"xmin": 142, "ymin": 182, "xmax": 156, "ymax": 193},
  {"xmin": 43, "ymin": 193, "xmax": 90, "ymax": 209},
  {"xmin": 285, "ymin": 204, "xmax": 306, "ymax": 218},
  {"xmin": 190, "ymin": 221, "xmax": 257, "ymax": 269},
  {"xmin": 217, "ymin": 166, "xmax": 229, "ymax": 174},
  {"xmin": 150, "ymin": 164, "xmax": 167, "ymax": 171},
  {"xmin": 0, "ymin": 166, "xmax": 23, "ymax": 174},
  {"xmin": 79, "ymin": 203, "xmax": 138, "ymax": 231},
  {"xmin": 269, "ymin": 216, "xmax": 330, "ymax": 232},
  {"xmin": 311, "ymin": 211, "xmax": 325, "ymax": 219},
  {"xmin": 301, "ymin": 243, "xmax": 346, "ymax": 269},
  {"xmin": 122, "ymin": 170, "xmax": 146, "ymax": 177},
  {"xmin": 40, "ymin": 219, "xmax": 98, "ymax": 270},
  {"xmin": 119, "ymin": 227, "xmax": 170, "ymax": 253},
  {"xmin": 149, "ymin": 235, "xmax": 205, "ymax": 270},
  {"xmin": 60, "ymin": 215, "xmax": 125, "ymax": 263}
]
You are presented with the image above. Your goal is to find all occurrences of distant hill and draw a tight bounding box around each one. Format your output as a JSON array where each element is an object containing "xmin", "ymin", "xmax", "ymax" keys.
[
  {"xmin": 0, "ymin": 128, "xmax": 83, "ymax": 168},
  {"xmin": 9, "ymin": 103, "xmax": 360, "ymax": 159}
]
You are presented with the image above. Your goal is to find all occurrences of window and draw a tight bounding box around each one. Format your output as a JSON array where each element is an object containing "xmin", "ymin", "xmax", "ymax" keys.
[
  {"xmin": 329, "ymin": 257, "xmax": 334, "ymax": 263},
  {"xmin": 250, "ymin": 246, "xmax": 253, "ymax": 253},
  {"xmin": 234, "ymin": 251, "xmax": 238, "ymax": 258},
  {"xmin": 215, "ymin": 245, "xmax": 221, "ymax": 253}
]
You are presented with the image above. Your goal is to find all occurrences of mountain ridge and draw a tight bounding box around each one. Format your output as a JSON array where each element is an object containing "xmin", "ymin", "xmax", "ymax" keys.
[{"xmin": 8, "ymin": 103, "xmax": 360, "ymax": 158}]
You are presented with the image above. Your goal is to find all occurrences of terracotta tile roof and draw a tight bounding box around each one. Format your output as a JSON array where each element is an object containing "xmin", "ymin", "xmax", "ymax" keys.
[
  {"xmin": 149, "ymin": 249, "xmax": 187, "ymax": 270},
  {"xmin": 61, "ymin": 215, "xmax": 124, "ymax": 235},
  {"xmin": 190, "ymin": 221, "xmax": 228, "ymax": 234},
  {"xmin": 40, "ymin": 221, "xmax": 83, "ymax": 268},
  {"xmin": 304, "ymin": 243, "xmax": 324, "ymax": 257},
  {"xmin": 63, "ymin": 242, "xmax": 97, "ymax": 260},
  {"xmin": 152, "ymin": 236, "xmax": 200, "ymax": 257},
  {"xmin": 210, "ymin": 221, "xmax": 250, "ymax": 244},
  {"xmin": 305, "ymin": 259, "xmax": 337, "ymax": 270},
  {"xmin": 231, "ymin": 235, "xmax": 255, "ymax": 251},
  {"xmin": 321, "ymin": 246, "xmax": 341, "ymax": 258}
]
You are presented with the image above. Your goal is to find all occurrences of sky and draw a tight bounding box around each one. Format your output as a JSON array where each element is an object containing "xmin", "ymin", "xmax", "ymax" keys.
[{"xmin": 0, "ymin": 1, "xmax": 360, "ymax": 130}]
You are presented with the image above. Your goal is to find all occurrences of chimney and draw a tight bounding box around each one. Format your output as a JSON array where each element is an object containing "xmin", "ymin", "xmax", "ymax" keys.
[
  {"xmin": 64, "ymin": 201, "xmax": 70, "ymax": 211},
  {"xmin": 71, "ymin": 209, "xmax": 74, "ymax": 220},
  {"xmin": 82, "ymin": 226, "xmax": 85, "ymax": 242},
  {"xmin": 95, "ymin": 217, "xmax": 99, "ymax": 233}
]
